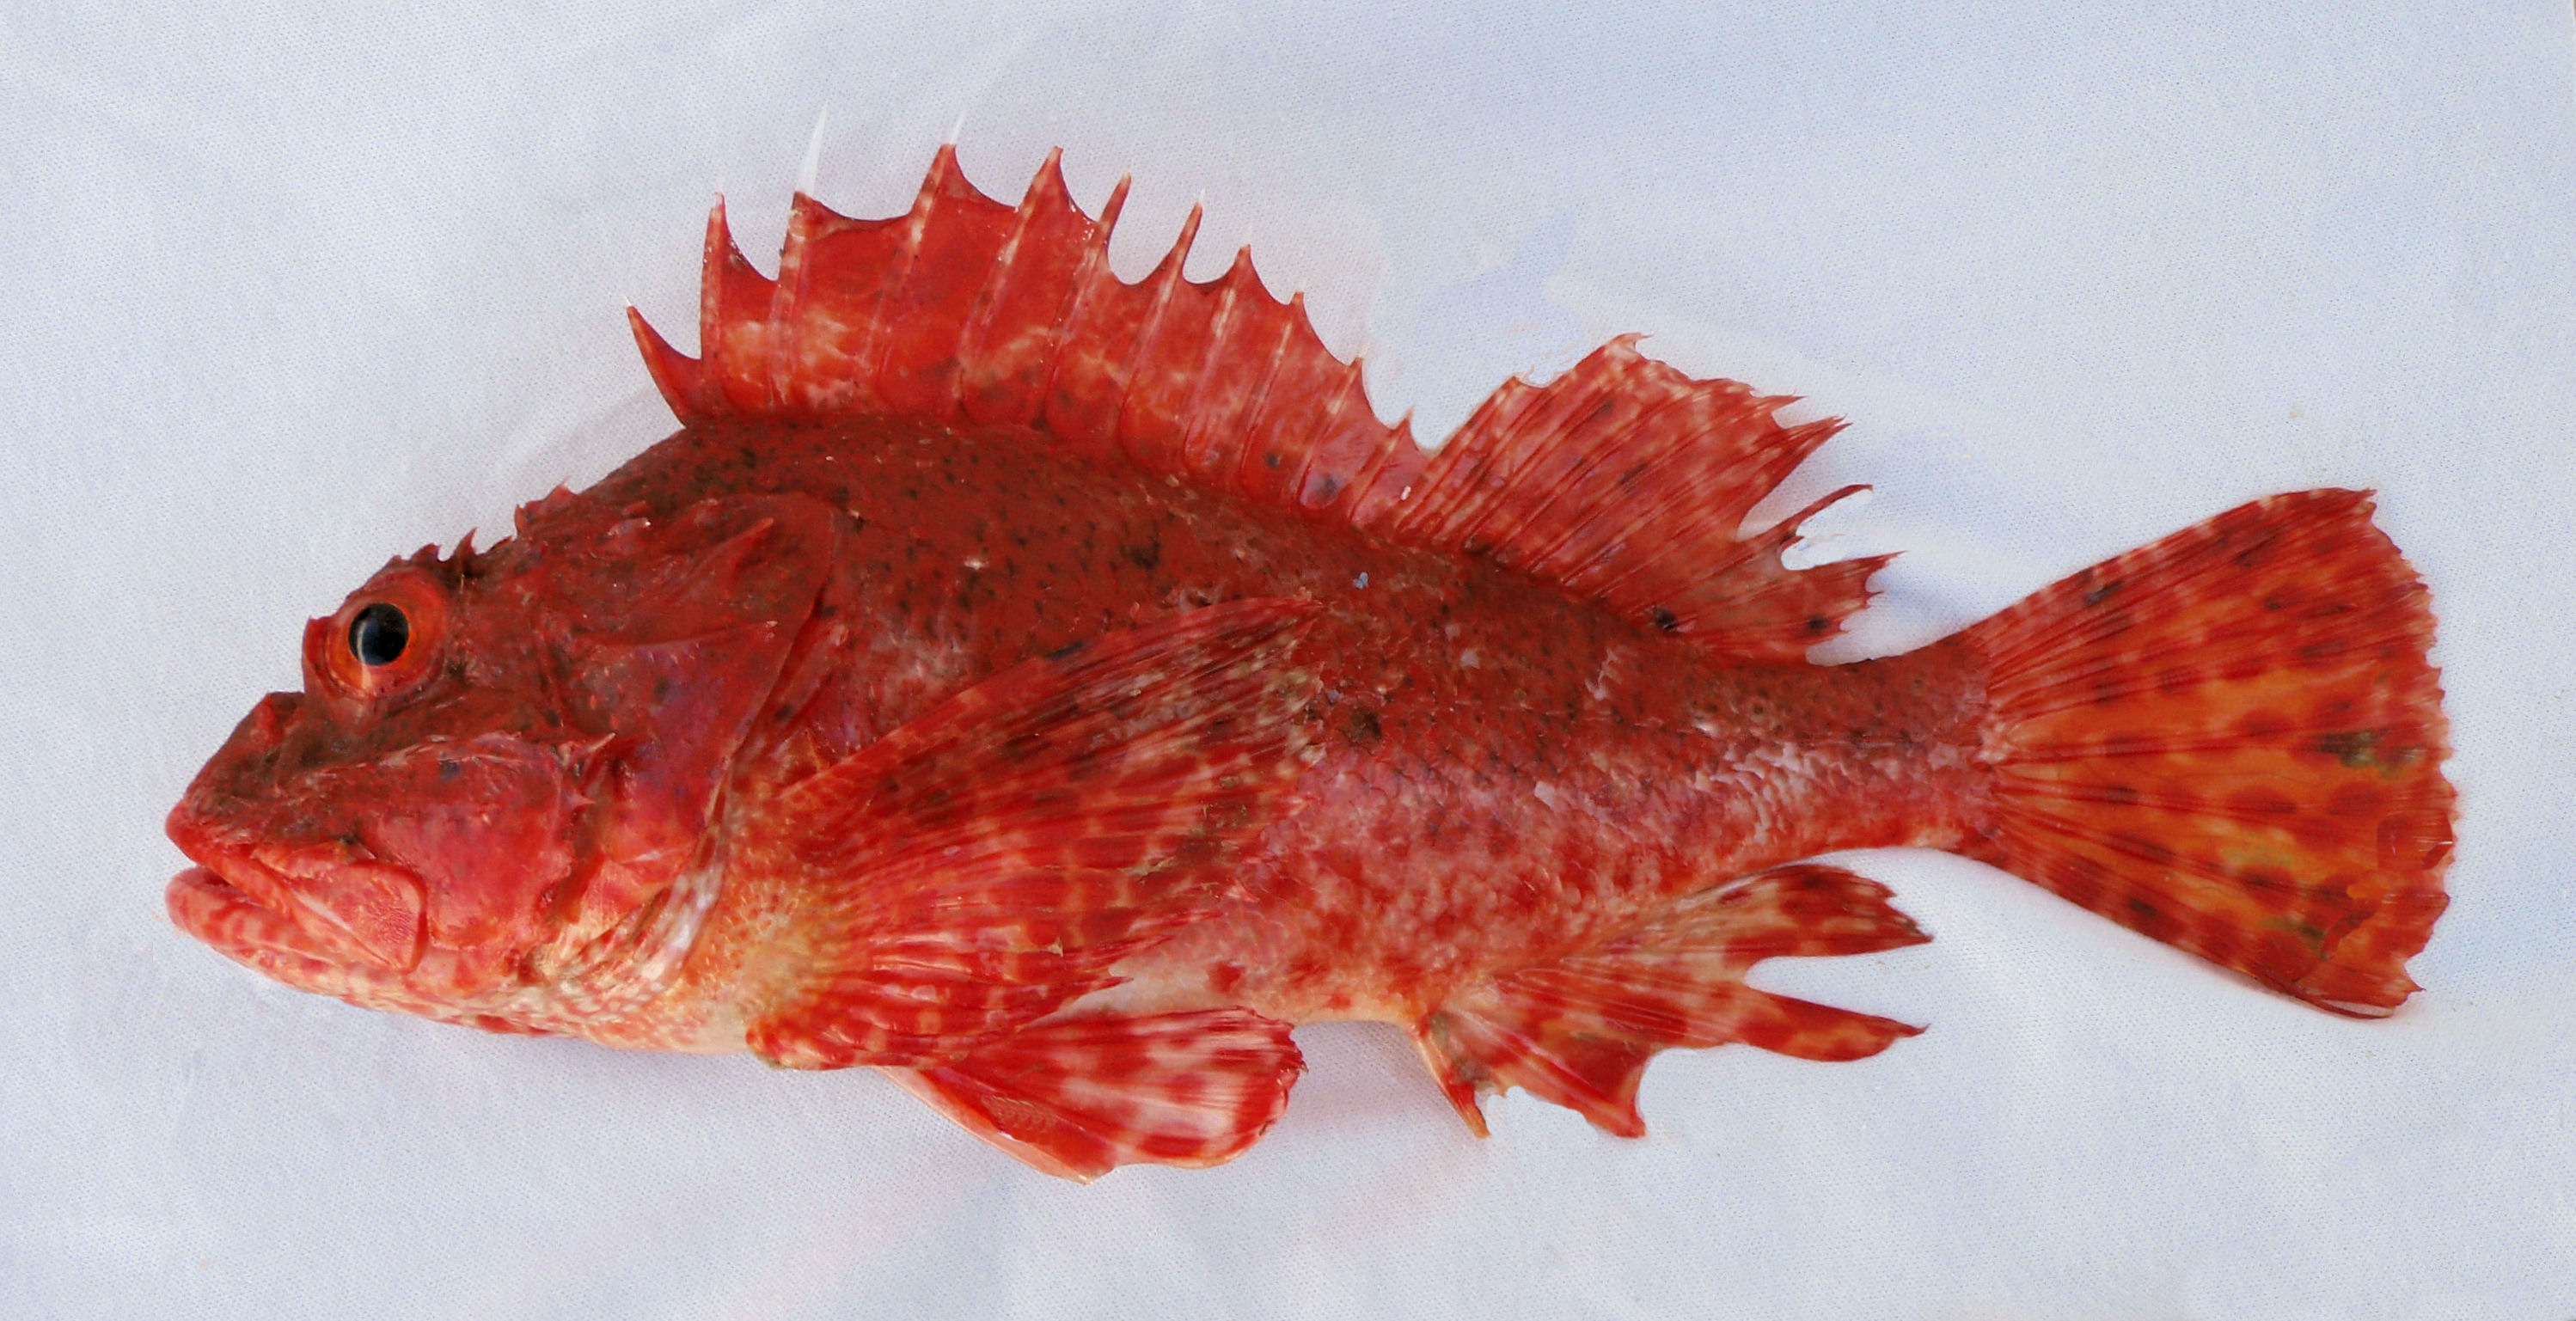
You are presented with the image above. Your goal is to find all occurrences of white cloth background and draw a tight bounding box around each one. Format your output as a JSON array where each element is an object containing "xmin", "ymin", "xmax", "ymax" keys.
[{"xmin": 4, "ymin": 3, "xmax": 2572, "ymax": 1317}]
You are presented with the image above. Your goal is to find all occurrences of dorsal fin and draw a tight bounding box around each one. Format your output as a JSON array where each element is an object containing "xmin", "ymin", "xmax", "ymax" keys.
[
  {"xmin": 1381, "ymin": 337, "xmax": 1889, "ymax": 658},
  {"xmin": 630, "ymin": 146, "xmax": 1888, "ymax": 659}
]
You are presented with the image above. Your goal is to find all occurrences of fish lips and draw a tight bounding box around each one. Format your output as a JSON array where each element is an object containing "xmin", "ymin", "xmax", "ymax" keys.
[{"xmin": 164, "ymin": 837, "xmax": 429, "ymax": 975}]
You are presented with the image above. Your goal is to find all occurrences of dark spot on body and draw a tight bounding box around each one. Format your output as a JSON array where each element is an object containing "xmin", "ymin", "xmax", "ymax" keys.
[
  {"xmin": 1045, "ymin": 639, "xmax": 1086, "ymax": 662},
  {"xmin": 1123, "ymin": 539, "xmax": 1162, "ymax": 571},
  {"xmin": 1649, "ymin": 607, "xmax": 1680, "ymax": 633}
]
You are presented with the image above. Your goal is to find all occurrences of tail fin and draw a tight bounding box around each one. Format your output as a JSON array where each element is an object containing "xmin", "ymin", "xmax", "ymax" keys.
[{"xmin": 1959, "ymin": 489, "xmax": 2452, "ymax": 1016}]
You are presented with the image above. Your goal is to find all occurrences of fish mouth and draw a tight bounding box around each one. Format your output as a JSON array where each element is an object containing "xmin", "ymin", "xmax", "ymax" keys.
[
  {"xmin": 164, "ymin": 842, "xmax": 426, "ymax": 977},
  {"xmin": 166, "ymin": 865, "xmax": 368, "ymax": 994}
]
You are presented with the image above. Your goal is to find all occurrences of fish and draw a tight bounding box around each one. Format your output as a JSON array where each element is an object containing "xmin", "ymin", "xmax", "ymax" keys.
[{"xmin": 167, "ymin": 145, "xmax": 2454, "ymax": 1180}]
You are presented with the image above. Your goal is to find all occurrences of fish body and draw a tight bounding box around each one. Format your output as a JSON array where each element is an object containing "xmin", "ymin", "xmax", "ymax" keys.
[{"xmin": 168, "ymin": 148, "xmax": 2452, "ymax": 1178}]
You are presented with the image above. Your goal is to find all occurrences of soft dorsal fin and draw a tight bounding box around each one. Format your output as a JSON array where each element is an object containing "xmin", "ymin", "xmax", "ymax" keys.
[
  {"xmin": 1383, "ymin": 338, "xmax": 1888, "ymax": 659},
  {"xmin": 630, "ymin": 147, "xmax": 1887, "ymax": 658}
]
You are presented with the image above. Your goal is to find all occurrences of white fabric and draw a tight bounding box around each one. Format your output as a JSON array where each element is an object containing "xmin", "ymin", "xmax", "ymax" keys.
[{"xmin": 5, "ymin": 3, "xmax": 2572, "ymax": 1317}]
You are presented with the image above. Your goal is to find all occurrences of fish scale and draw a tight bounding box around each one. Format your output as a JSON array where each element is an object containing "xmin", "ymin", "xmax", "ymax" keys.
[{"xmin": 168, "ymin": 146, "xmax": 2451, "ymax": 1181}]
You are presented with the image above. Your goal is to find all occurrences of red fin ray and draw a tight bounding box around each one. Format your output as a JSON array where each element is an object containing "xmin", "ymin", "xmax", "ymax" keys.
[
  {"xmin": 631, "ymin": 150, "xmax": 1876, "ymax": 659},
  {"xmin": 1961, "ymin": 489, "xmax": 2452, "ymax": 1015},
  {"xmin": 1416, "ymin": 863, "xmax": 1928, "ymax": 1138},
  {"xmin": 886, "ymin": 1008, "xmax": 1303, "ymax": 1180},
  {"xmin": 1385, "ymin": 338, "xmax": 1882, "ymax": 657},
  {"xmin": 740, "ymin": 599, "xmax": 1320, "ymax": 1070}
]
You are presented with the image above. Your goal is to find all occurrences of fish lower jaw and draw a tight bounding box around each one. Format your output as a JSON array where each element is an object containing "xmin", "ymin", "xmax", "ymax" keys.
[{"xmin": 165, "ymin": 865, "xmax": 397, "ymax": 1005}]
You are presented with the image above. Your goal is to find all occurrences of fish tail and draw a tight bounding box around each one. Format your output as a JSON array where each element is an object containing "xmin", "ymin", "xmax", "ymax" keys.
[{"xmin": 1957, "ymin": 489, "xmax": 2452, "ymax": 1015}]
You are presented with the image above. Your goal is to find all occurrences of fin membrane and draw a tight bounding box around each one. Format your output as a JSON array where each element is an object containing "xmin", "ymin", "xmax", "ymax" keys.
[
  {"xmin": 632, "ymin": 149, "xmax": 1882, "ymax": 660},
  {"xmin": 1381, "ymin": 337, "xmax": 1888, "ymax": 658},
  {"xmin": 886, "ymin": 1008, "xmax": 1303, "ymax": 1181},
  {"xmin": 1960, "ymin": 489, "xmax": 2452, "ymax": 1016},
  {"xmin": 1415, "ymin": 863, "xmax": 1928, "ymax": 1137},
  {"xmin": 742, "ymin": 599, "xmax": 1319, "ymax": 1070}
]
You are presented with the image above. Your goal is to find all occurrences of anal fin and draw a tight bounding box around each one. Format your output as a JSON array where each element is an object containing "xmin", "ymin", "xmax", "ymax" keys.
[
  {"xmin": 884, "ymin": 1009, "xmax": 1304, "ymax": 1181},
  {"xmin": 1415, "ymin": 863, "xmax": 1928, "ymax": 1138}
]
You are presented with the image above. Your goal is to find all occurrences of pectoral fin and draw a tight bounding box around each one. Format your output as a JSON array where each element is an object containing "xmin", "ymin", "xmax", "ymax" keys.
[{"xmin": 741, "ymin": 599, "xmax": 1319, "ymax": 1070}]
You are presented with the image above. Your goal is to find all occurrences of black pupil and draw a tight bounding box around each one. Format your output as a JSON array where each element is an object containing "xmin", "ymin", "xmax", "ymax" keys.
[{"xmin": 348, "ymin": 602, "xmax": 410, "ymax": 668}]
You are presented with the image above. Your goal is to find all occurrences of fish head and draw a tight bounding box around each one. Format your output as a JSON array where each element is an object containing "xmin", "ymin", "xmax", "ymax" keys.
[{"xmin": 167, "ymin": 490, "xmax": 836, "ymax": 1031}]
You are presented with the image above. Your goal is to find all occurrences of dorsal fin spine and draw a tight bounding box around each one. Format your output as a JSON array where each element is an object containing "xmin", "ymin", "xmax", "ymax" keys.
[
  {"xmin": 627, "ymin": 309, "xmax": 703, "ymax": 424},
  {"xmin": 1288, "ymin": 363, "xmax": 1391, "ymax": 512},
  {"xmin": 1276, "ymin": 358, "xmax": 1369, "ymax": 511},
  {"xmin": 768, "ymin": 194, "xmax": 828, "ymax": 413},
  {"xmin": 1333, "ymin": 412, "xmax": 1421, "ymax": 522},
  {"xmin": 701, "ymin": 200, "xmax": 780, "ymax": 417},
  {"xmin": 1276, "ymin": 358, "xmax": 1370, "ymax": 510},
  {"xmin": 965, "ymin": 157, "xmax": 1116, "ymax": 433},
  {"xmin": 1113, "ymin": 203, "xmax": 1208, "ymax": 474},
  {"xmin": 953, "ymin": 148, "xmax": 1070, "ymax": 428},
  {"xmin": 1032, "ymin": 176, "xmax": 1144, "ymax": 456},
  {"xmin": 1184, "ymin": 251, "xmax": 1278, "ymax": 484}
]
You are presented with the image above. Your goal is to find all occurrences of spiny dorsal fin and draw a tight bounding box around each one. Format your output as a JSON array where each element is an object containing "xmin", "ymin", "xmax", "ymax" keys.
[{"xmin": 630, "ymin": 146, "xmax": 1885, "ymax": 660}]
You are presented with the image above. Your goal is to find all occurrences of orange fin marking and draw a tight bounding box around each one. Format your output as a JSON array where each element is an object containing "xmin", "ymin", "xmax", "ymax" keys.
[
  {"xmin": 1960, "ymin": 489, "xmax": 2453, "ymax": 1016},
  {"xmin": 1415, "ymin": 863, "xmax": 1928, "ymax": 1138},
  {"xmin": 629, "ymin": 151, "xmax": 1870, "ymax": 659},
  {"xmin": 884, "ymin": 1008, "xmax": 1304, "ymax": 1181},
  {"xmin": 741, "ymin": 599, "xmax": 1320, "ymax": 1070}
]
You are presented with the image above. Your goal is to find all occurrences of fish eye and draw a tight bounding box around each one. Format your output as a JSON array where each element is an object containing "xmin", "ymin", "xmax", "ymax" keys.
[
  {"xmin": 348, "ymin": 602, "xmax": 410, "ymax": 667},
  {"xmin": 307, "ymin": 567, "xmax": 450, "ymax": 704}
]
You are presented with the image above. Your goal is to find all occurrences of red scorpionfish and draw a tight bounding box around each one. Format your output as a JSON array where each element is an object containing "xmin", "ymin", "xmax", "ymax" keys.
[{"xmin": 168, "ymin": 147, "xmax": 2453, "ymax": 1180}]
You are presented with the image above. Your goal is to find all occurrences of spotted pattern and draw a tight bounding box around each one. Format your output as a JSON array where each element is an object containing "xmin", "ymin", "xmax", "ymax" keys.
[
  {"xmin": 1961, "ymin": 490, "xmax": 2451, "ymax": 1016},
  {"xmin": 1415, "ymin": 864, "xmax": 1930, "ymax": 1137},
  {"xmin": 885, "ymin": 1008, "xmax": 1302, "ymax": 1181}
]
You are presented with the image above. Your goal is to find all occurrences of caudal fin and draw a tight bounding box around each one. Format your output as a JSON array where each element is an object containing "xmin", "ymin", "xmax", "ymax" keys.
[{"xmin": 1959, "ymin": 489, "xmax": 2452, "ymax": 1016}]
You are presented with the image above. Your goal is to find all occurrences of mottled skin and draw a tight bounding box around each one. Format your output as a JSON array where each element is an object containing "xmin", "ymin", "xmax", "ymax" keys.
[{"xmin": 585, "ymin": 417, "xmax": 1986, "ymax": 1047}]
